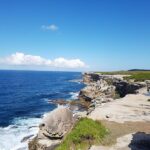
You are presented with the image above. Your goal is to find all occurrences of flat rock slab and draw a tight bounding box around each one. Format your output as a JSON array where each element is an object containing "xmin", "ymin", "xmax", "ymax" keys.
[{"xmin": 89, "ymin": 88, "xmax": 150, "ymax": 123}]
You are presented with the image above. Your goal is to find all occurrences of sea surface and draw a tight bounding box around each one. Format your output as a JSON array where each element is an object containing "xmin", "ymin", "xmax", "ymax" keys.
[{"xmin": 0, "ymin": 70, "xmax": 84, "ymax": 150}]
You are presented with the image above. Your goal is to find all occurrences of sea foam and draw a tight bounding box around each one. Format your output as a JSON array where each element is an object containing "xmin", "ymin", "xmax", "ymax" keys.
[
  {"xmin": 0, "ymin": 117, "xmax": 41, "ymax": 150},
  {"xmin": 69, "ymin": 92, "xmax": 79, "ymax": 100}
]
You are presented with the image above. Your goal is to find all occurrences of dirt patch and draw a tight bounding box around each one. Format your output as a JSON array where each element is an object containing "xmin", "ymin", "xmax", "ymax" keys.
[{"xmin": 101, "ymin": 120, "xmax": 150, "ymax": 145}]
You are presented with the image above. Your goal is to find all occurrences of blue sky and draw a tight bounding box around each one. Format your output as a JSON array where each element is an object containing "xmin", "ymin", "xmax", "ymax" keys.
[{"xmin": 0, "ymin": 0, "xmax": 150, "ymax": 71}]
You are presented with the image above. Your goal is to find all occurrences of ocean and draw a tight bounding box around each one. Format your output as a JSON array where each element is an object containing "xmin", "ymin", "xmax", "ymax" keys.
[{"xmin": 0, "ymin": 70, "xmax": 84, "ymax": 150}]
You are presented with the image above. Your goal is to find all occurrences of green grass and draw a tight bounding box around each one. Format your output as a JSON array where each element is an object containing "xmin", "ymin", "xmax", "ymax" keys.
[
  {"xmin": 96, "ymin": 71, "xmax": 128, "ymax": 75},
  {"xmin": 56, "ymin": 118, "xmax": 108, "ymax": 150},
  {"xmin": 124, "ymin": 72, "xmax": 150, "ymax": 81},
  {"xmin": 96, "ymin": 71, "xmax": 150, "ymax": 82}
]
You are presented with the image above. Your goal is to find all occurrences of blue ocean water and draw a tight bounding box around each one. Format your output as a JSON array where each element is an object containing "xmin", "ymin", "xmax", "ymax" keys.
[{"xmin": 0, "ymin": 70, "xmax": 84, "ymax": 150}]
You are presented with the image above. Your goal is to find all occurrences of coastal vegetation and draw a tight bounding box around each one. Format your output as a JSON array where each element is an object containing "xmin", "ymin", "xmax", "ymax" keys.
[
  {"xmin": 56, "ymin": 118, "xmax": 108, "ymax": 150},
  {"xmin": 124, "ymin": 72, "xmax": 150, "ymax": 81},
  {"xmin": 97, "ymin": 71, "xmax": 150, "ymax": 81}
]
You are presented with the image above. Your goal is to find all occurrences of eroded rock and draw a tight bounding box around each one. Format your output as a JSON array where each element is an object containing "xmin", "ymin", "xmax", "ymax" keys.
[
  {"xmin": 80, "ymin": 73, "xmax": 145, "ymax": 115},
  {"xmin": 29, "ymin": 107, "xmax": 74, "ymax": 150},
  {"xmin": 83, "ymin": 73, "xmax": 100, "ymax": 84},
  {"xmin": 79, "ymin": 79, "xmax": 116, "ymax": 102},
  {"xmin": 145, "ymin": 80, "xmax": 150, "ymax": 92}
]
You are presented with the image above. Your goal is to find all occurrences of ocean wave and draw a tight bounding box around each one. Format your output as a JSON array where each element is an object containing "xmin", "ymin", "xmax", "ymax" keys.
[
  {"xmin": 0, "ymin": 117, "xmax": 41, "ymax": 150},
  {"xmin": 68, "ymin": 79, "xmax": 82, "ymax": 84},
  {"xmin": 69, "ymin": 92, "xmax": 79, "ymax": 100}
]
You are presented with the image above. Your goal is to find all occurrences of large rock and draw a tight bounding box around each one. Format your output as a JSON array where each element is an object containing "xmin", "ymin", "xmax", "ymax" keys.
[
  {"xmin": 79, "ymin": 73, "xmax": 145, "ymax": 115},
  {"xmin": 29, "ymin": 107, "xmax": 74, "ymax": 150},
  {"xmin": 38, "ymin": 107, "xmax": 74, "ymax": 139},
  {"xmin": 79, "ymin": 79, "xmax": 116, "ymax": 102},
  {"xmin": 80, "ymin": 73, "xmax": 145, "ymax": 101},
  {"xmin": 83, "ymin": 73, "xmax": 100, "ymax": 84},
  {"xmin": 113, "ymin": 80, "xmax": 145, "ymax": 97}
]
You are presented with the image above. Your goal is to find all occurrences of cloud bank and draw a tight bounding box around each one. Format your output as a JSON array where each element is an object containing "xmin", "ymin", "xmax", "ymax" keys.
[
  {"xmin": 41, "ymin": 24, "xmax": 58, "ymax": 31},
  {"xmin": 0, "ymin": 52, "xmax": 86, "ymax": 69}
]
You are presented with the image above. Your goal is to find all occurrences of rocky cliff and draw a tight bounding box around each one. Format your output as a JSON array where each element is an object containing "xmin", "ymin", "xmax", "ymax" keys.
[
  {"xmin": 79, "ymin": 73, "xmax": 145, "ymax": 114},
  {"xmin": 28, "ymin": 73, "xmax": 146, "ymax": 150}
]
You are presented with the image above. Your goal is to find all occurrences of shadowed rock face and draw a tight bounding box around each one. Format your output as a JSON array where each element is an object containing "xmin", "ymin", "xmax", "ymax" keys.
[
  {"xmin": 83, "ymin": 73, "xmax": 100, "ymax": 83},
  {"xmin": 90, "ymin": 132, "xmax": 150, "ymax": 150},
  {"xmin": 29, "ymin": 107, "xmax": 74, "ymax": 150},
  {"xmin": 113, "ymin": 80, "xmax": 144, "ymax": 97},
  {"xmin": 80, "ymin": 73, "xmax": 145, "ymax": 101},
  {"xmin": 129, "ymin": 132, "xmax": 150, "ymax": 150},
  {"xmin": 145, "ymin": 80, "xmax": 150, "ymax": 92}
]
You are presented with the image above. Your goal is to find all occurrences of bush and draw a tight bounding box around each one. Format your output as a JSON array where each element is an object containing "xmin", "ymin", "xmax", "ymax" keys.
[{"xmin": 56, "ymin": 118, "xmax": 108, "ymax": 150}]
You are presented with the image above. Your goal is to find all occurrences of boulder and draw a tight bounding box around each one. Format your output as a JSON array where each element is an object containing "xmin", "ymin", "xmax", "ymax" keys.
[
  {"xmin": 29, "ymin": 107, "xmax": 74, "ymax": 150},
  {"xmin": 38, "ymin": 107, "xmax": 74, "ymax": 140}
]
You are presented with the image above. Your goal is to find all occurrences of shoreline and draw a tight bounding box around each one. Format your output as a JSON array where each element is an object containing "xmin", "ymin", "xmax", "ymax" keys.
[{"xmin": 28, "ymin": 72, "xmax": 150, "ymax": 150}]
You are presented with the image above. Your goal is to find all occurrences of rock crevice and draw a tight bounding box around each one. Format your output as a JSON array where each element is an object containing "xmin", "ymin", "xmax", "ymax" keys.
[{"xmin": 79, "ymin": 73, "xmax": 145, "ymax": 114}]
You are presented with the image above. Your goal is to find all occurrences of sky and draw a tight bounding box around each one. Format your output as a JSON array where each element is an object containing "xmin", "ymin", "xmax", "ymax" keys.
[{"xmin": 0, "ymin": 0, "xmax": 150, "ymax": 71}]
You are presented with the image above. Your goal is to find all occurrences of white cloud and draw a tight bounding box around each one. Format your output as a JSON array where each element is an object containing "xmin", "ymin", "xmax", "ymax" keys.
[
  {"xmin": 0, "ymin": 52, "xmax": 86, "ymax": 69},
  {"xmin": 41, "ymin": 24, "xmax": 58, "ymax": 31}
]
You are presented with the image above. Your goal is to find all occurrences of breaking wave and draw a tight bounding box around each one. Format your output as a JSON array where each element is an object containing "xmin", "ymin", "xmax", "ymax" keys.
[{"xmin": 0, "ymin": 117, "xmax": 41, "ymax": 150}]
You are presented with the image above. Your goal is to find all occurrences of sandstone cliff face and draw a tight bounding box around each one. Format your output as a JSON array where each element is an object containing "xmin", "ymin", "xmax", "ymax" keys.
[
  {"xmin": 79, "ymin": 79, "xmax": 116, "ymax": 102},
  {"xmin": 28, "ymin": 107, "xmax": 74, "ymax": 150},
  {"xmin": 83, "ymin": 73, "xmax": 100, "ymax": 83},
  {"xmin": 79, "ymin": 73, "xmax": 145, "ymax": 114}
]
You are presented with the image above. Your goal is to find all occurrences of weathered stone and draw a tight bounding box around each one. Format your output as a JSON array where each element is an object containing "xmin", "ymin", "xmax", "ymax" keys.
[
  {"xmin": 80, "ymin": 73, "xmax": 145, "ymax": 115},
  {"xmin": 29, "ymin": 107, "xmax": 74, "ymax": 150},
  {"xmin": 79, "ymin": 79, "xmax": 116, "ymax": 102},
  {"xmin": 83, "ymin": 73, "xmax": 100, "ymax": 84},
  {"xmin": 87, "ymin": 107, "xmax": 95, "ymax": 115},
  {"xmin": 81, "ymin": 73, "xmax": 145, "ymax": 100},
  {"xmin": 38, "ymin": 107, "xmax": 74, "ymax": 140},
  {"xmin": 113, "ymin": 80, "xmax": 144, "ymax": 97},
  {"xmin": 89, "ymin": 103, "xmax": 95, "ymax": 108}
]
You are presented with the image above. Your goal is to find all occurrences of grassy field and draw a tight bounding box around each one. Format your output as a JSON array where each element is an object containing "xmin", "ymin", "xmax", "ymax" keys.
[
  {"xmin": 56, "ymin": 118, "xmax": 108, "ymax": 150},
  {"xmin": 97, "ymin": 71, "xmax": 150, "ymax": 81}
]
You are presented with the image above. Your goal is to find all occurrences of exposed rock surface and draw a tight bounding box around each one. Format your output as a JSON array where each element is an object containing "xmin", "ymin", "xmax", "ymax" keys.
[
  {"xmin": 83, "ymin": 73, "xmax": 100, "ymax": 83},
  {"xmin": 113, "ymin": 80, "xmax": 144, "ymax": 97},
  {"xmin": 29, "ymin": 73, "xmax": 147, "ymax": 150},
  {"xmin": 87, "ymin": 74, "xmax": 150, "ymax": 150},
  {"xmin": 79, "ymin": 73, "xmax": 145, "ymax": 114},
  {"xmin": 146, "ymin": 80, "xmax": 150, "ymax": 91},
  {"xmin": 79, "ymin": 79, "xmax": 116, "ymax": 101},
  {"xmin": 89, "ymin": 88, "xmax": 150, "ymax": 123},
  {"xmin": 28, "ymin": 107, "xmax": 74, "ymax": 150}
]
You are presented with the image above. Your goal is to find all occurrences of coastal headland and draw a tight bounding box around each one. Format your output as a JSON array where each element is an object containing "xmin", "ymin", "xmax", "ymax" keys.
[{"xmin": 29, "ymin": 71, "xmax": 150, "ymax": 150}]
